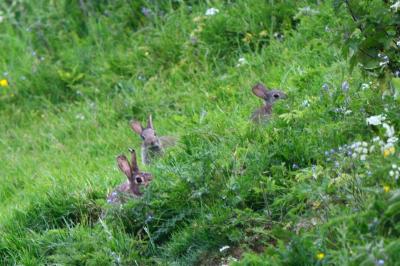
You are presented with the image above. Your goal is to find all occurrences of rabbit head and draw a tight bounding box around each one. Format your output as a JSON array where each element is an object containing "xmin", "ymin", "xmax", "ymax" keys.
[
  {"xmin": 117, "ymin": 148, "xmax": 153, "ymax": 194},
  {"xmin": 252, "ymin": 83, "xmax": 287, "ymax": 104},
  {"xmin": 131, "ymin": 115, "xmax": 161, "ymax": 149}
]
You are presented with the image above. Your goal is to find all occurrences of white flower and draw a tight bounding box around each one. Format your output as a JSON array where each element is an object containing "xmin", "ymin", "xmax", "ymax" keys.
[
  {"xmin": 361, "ymin": 83, "xmax": 370, "ymax": 90},
  {"xmin": 0, "ymin": 16, "xmax": 3, "ymax": 23},
  {"xmin": 393, "ymin": 164, "xmax": 398, "ymax": 169},
  {"xmin": 369, "ymin": 145, "xmax": 376, "ymax": 152},
  {"xmin": 236, "ymin": 57, "xmax": 247, "ymax": 67},
  {"xmin": 366, "ymin": 114, "xmax": 386, "ymax": 126},
  {"xmin": 76, "ymin": 114, "xmax": 85, "ymax": 120},
  {"xmin": 391, "ymin": 1, "xmax": 400, "ymax": 12},
  {"xmin": 344, "ymin": 110, "xmax": 352, "ymax": 115},
  {"xmin": 219, "ymin": 245, "xmax": 230, "ymax": 252},
  {"xmin": 379, "ymin": 61, "xmax": 389, "ymax": 67},
  {"xmin": 382, "ymin": 123, "xmax": 395, "ymax": 138},
  {"xmin": 360, "ymin": 155, "xmax": 367, "ymax": 161},
  {"xmin": 205, "ymin": 8, "xmax": 219, "ymax": 16},
  {"xmin": 389, "ymin": 170, "xmax": 394, "ymax": 177},
  {"xmin": 387, "ymin": 136, "xmax": 398, "ymax": 144},
  {"xmin": 373, "ymin": 137, "xmax": 381, "ymax": 142},
  {"xmin": 362, "ymin": 142, "xmax": 368, "ymax": 147},
  {"xmin": 302, "ymin": 99, "xmax": 310, "ymax": 107},
  {"xmin": 383, "ymin": 143, "xmax": 395, "ymax": 150},
  {"xmin": 362, "ymin": 148, "xmax": 368, "ymax": 154}
]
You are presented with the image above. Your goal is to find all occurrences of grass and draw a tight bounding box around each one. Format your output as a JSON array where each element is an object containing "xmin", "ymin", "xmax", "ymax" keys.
[{"xmin": 1, "ymin": 0, "xmax": 400, "ymax": 265}]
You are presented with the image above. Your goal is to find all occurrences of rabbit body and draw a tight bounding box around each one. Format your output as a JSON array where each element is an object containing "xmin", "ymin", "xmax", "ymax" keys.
[
  {"xmin": 250, "ymin": 83, "xmax": 287, "ymax": 123},
  {"xmin": 131, "ymin": 115, "xmax": 177, "ymax": 165},
  {"xmin": 141, "ymin": 135, "xmax": 177, "ymax": 165},
  {"xmin": 107, "ymin": 149, "xmax": 152, "ymax": 204}
]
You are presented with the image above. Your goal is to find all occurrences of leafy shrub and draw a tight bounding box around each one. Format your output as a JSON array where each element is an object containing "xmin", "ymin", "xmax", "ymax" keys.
[{"xmin": 334, "ymin": 0, "xmax": 400, "ymax": 90}]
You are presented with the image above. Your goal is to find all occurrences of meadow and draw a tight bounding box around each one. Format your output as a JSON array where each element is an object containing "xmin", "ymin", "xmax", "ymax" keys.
[{"xmin": 0, "ymin": 0, "xmax": 399, "ymax": 265}]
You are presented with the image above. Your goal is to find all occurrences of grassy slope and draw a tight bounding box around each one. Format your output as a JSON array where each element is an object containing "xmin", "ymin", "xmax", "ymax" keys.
[{"xmin": 0, "ymin": 0, "xmax": 399, "ymax": 265}]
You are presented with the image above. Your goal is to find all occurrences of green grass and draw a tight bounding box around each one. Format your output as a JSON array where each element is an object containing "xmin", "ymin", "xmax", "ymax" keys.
[{"xmin": 1, "ymin": 0, "xmax": 400, "ymax": 265}]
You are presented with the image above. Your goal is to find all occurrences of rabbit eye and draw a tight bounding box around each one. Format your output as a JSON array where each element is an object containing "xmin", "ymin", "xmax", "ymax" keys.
[
  {"xmin": 136, "ymin": 177, "xmax": 143, "ymax": 183},
  {"xmin": 273, "ymin": 94, "xmax": 280, "ymax": 99}
]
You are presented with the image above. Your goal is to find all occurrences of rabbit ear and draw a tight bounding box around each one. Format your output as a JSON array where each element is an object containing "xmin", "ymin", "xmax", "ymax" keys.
[
  {"xmin": 117, "ymin": 155, "xmax": 132, "ymax": 179},
  {"xmin": 147, "ymin": 114, "xmax": 153, "ymax": 129},
  {"xmin": 252, "ymin": 83, "xmax": 269, "ymax": 99},
  {"xmin": 128, "ymin": 148, "xmax": 139, "ymax": 173},
  {"xmin": 131, "ymin": 120, "xmax": 143, "ymax": 135}
]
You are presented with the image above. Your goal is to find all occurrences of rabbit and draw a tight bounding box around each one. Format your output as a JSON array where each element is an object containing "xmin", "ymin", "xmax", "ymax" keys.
[
  {"xmin": 131, "ymin": 114, "xmax": 177, "ymax": 165},
  {"xmin": 107, "ymin": 148, "xmax": 153, "ymax": 204},
  {"xmin": 250, "ymin": 83, "xmax": 287, "ymax": 123}
]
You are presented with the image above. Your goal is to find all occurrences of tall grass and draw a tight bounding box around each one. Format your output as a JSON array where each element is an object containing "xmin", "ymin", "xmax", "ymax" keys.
[{"xmin": 1, "ymin": 0, "xmax": 399, "ymax": 265}]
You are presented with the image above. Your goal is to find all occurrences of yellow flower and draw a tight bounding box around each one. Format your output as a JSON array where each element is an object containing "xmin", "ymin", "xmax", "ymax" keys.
[
  {"xmin": 0, "ymin": 79, "xmax": 9, "ymax": 87},
  {"xmin": 383, "ymin": 185, "xmax": 390, "ymax": 193},
  {"xmin": 259, "ymin": 30, "xmax": 268, "ymax": 37},
  {"xmin": 242, "ymin": 33, "xmax": 253, "ymax": 43},
  {"xmin": 316, "ymin": 252, "xmax": 325, "ymax": 260},
  {"xmin": 383, "ymin": 146, "xmax": 395, "ymax": 157}
]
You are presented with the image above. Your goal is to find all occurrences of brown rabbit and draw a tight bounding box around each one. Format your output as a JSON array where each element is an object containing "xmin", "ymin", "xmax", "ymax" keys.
[
  {"xmin": 131, "ymin": 115, "xmax": 177, "ymax": 165},
  {"xmin": 250, "ymin": 83, "xmax": 287, "ymax": 123},
  {"xmin": 107, "ymin": 148, "xmax": 153, "ymax": 204}
]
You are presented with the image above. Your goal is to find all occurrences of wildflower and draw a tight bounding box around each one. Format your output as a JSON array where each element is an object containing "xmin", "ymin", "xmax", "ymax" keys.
[
  {"xmin": 377, "ymin": 259, "xmax": 385, "ymax": 266},
  {"xmin": 0, "ymin": 79, "xmax": 8, "ymax": 87},
  {"xmin": 316, "ymin": 252, "xmax": 325, "ymax": 260},
  {"xmin": 383, "ymin": 185, "xmax": 390, "ymax": 193},
  {"xmin": 378, "ymin": 53, "xmax": 389, "ymax": 67},
  {"xmin": 341, "ymin": 81, "xmax": 349, "ymax": 92},
  {"xmin": 141, "ymin": 7, "xmax": 152, "ymax": 17},
  {"xmin": 382, "ymin": 123, "xmax": 395, "ymax": 138},
  {"xmin": 302, "ymin": 99, "xmax": 310, "ymax": 107},
  {"xmin": 383, "ymin": 146, "xmax": 395, "ymax": 157},
  {"xmin": 390, "ymin": 1, "xmax": 400, "ymax": 12},
  {"xmin": 219, "ymin": 246, "xmax": 230, "ymax": 252},
  {"xmin": 75, "ymin": 114, "xmax": 85, "ymax": 120},
  {"xmin": 322, "ymin": 83, "xmax": 329, "ymax": 91},
  {"xmin": 366, "ymin": 114, "xmax": 386, "ymax": 126},
  {"xmin": 360, "ymin": 154, "xmax": 367, "ymax": 161},
  {"xmin": 259, "ymin": 30, "xmax": 268, "ymax": 37},
  {"xmin": 205, "ymin": 8, "xmax": 219, "ymax": 16},
  {"xmin": 236, "ymin": 57, "xmax": 247, "ymax": 67},
  {"xmin": 361, "ymin": 83, "xmax": 370, "ymax": 90},
  {"xmin": 387, "ymin": 136, "xmax": 398, "ymax": 144},
  {"xmin": 390, "ymin": 164, "xmax": 400, "ymax": 180},
  {"xmin": 274, "ymin": 32, "xmax": 284, "ymax": 41},
  {"xmin": 242, "ymin": 33, "xmax": 253, "ymax": 43}
]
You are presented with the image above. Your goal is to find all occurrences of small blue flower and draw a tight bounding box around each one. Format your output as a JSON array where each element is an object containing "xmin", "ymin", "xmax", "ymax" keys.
[{"xmin": 341, "ymin": 81, "xmax": 349, "ymax": 92}]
